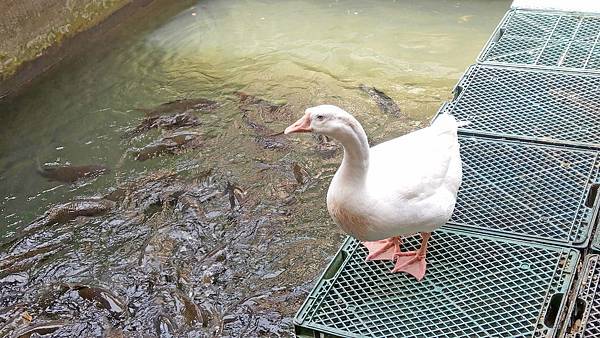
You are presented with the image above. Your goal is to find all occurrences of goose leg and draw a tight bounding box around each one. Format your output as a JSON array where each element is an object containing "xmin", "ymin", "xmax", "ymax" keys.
[
  {"xmin": 362, "ymin": 236, "xmax": 402, "ymax": 261},
  {"xmin": 391, "ymin": 232, "xmax": 431, "ymax": 281}
]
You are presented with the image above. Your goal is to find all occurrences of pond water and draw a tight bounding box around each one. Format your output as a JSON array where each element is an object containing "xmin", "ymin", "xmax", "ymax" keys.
[{"xmin": 0, "ymin": 0, "xmax": 509, "ymax": 336}]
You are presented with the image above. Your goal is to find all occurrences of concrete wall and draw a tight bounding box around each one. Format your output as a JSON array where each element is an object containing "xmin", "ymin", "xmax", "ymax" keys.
[{"xmin": 0, "ymin": 0, "xmax": 132, "ymax": 80}]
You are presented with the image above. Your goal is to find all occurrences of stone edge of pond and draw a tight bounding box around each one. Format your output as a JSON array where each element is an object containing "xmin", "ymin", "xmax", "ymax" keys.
[{"xmin": 0, "ymin": 0, "xmax": 195, "ymax": 102}]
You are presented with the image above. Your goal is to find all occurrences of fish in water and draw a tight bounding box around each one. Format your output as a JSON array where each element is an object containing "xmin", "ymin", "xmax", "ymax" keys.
[
  {"xmin": 154, "ymin": 313, "xmax": 178, "ymax": 337},
  {"xmin": 12, "ymin": 320, "xmax": 66, "ymax": 338},
  {"xmin": 132, "ymin": 131, "xmax": 203, "ymax": 161},
  {"xmin": 25, "ymin": 199, "xmax": 115, "ymax": 231},
  {"xmin": 223, "ymin": 181, "xmax": 245, "ymax": 210},
  {"xmin": 137, "ymin": 98, "xmax": 219, "ymax": 117},
  {"xmin": 241, "ymin": 114, "xmax": 288, "ymax": 150},
  {"xmin": 172, "ymin": 288, "xmax": 205, "ymax": 326},
  {"xmin": 124, "ymin": 111, "xmax": 201, "ymax": 138},
  {"xmin": 37, "ymin": 162, "xmax": 109, "ymax": 183},
  {"xmin": 313, "ymin": 134, "xmax": 339, "ymax": 159},
  {"xmin": 71, "ymin": 284, "xmax": 128, "ymax": 318},
  {"xmin": 291, "ymin": 162, "xmax": 308, "ymax": 185},
  {"xmin": 359, "ymin": 84, "xmax": 402, "ymax": 117},
  {"xmin": 236, "ymin": 91, "xmax": 290, "ymax": 118},
  {"xmin": 35, "ymin": 283, "xmax": 128, "ymax": 318}
]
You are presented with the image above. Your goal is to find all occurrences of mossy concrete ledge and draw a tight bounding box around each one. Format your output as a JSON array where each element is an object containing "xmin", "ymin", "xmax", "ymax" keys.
[
  {"xmin": 0, "ymin": 0, "xmax": 194, "ymax": 100},
  {"xmin": 0, "ymin": 0, "xmax": 131, "ymax": 80}
]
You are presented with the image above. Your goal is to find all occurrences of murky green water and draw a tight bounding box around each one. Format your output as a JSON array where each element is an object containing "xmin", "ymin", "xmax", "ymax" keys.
[{"xmin": 0, "ymin": 0, "xmax": 509, "ymax": 336}]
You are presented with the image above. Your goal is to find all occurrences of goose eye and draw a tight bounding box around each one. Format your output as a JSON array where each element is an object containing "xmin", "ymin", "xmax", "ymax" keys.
[{"xmin": 315, "ymin": 115, "xmax": 325, "ymax": 121}]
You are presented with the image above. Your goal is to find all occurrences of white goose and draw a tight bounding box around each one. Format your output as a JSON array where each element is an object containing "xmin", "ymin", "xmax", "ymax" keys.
[{"xmin": 285, "ymin": 105, "xmax": 464, "ymax": 280}]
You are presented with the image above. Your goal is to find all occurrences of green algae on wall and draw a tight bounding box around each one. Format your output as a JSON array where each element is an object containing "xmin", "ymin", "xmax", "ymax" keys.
[{"xmin": 0, "ymin": 0, "xmax": 132, "ymax": 80}]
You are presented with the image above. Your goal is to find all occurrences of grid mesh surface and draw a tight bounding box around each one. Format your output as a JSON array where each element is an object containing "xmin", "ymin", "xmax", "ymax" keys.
[
  {"xmin": 594, "ymin": 231, "xmax": 600, "ymax": 253},
  {"xmin": 480, "ymin": 10, "xmax": 600, "ymax": 71},
  {"xmin": 295, "ymin": 230, "xmax": 578, "ymax": 338},
  {"xmin": 441, "ymin": 65, "xmax": 600, "ymax": 148},
  {"xmin": 450, "ymin": 136, "xmax": 600, "ymax": 246},
  {"xmin": 563, "ymin": 255, "xmax": 600, "ymax": 337}
]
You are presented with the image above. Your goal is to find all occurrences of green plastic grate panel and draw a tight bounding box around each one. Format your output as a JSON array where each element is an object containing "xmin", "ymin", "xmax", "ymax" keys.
[
  {"xmin": 562, "ymin": 254, "xmax": 600, "ymax": 337},
  {"xmin": 479, "ymin": 10, "xmax": 600, "ymax": 72},
  {"xmin": 593, "ymin": 230, "xmax": 600, "ymax": 253},
  {"xmin": 294, "ymin": 229, "xmax": 579, "ymax": 338},
  {"xmin": 449, "ymin": 135, "xmax": 600, "ymax": 247},
  {"xmin": 438, "ymin": 64, "xmax": 600, "ymax": 148}
]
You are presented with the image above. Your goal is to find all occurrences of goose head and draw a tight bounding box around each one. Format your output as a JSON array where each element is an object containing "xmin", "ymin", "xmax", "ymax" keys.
[
  {"xmin": 284, "ymin": 105, "xmax": 363, "ymax": 142},
  {"xmin": 285, "ymin": 105, "xmax": 370, "ymax": 174}
]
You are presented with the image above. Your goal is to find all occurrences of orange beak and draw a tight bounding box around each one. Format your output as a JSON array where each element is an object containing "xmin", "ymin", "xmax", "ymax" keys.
[{"xmin": 284, "ymin": 112, "xmax": 312, "ymax": 134}]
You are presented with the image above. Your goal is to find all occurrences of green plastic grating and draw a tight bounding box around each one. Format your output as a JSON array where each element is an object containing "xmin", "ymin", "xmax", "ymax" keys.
[
  {"xmin": 294, "ymin": 229, "xmax": 579, "ymax": 338},
  {"xmin": 449, "ymin": 135, "xmax": 600, "ymax": 247},
  {"xmin": 593, "ymin": 231, "xmax": 600, "ymax": 253},
  {"xmin": 479, "ymin": 9, "xmax": 600, "ymax": 72},
  {"xmin": 562, "ymin": 254, "xmax": 600, "ymax": 337},
  {"xmin": 438, "ymin": 64, "xmax": 600, "ymax": 148}
]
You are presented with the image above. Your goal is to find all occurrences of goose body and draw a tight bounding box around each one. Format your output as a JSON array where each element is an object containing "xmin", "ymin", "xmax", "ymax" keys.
[
  {"xmin": 285, "ymin": 105, "xmax": 464, "ymax": 280},
  {"xmin": 327, "ymin": 113, "xmax": 462, "ymax": 241}
]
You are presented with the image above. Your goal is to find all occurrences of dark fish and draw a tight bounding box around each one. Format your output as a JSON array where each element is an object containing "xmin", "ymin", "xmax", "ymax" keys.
[
  {"xmin": 165, "ymin": 131, "xmax": 203, "ymax": 146},
  {"xmin": 124, "ymin": 112, "xmax": 200, "ymax": 138},
  {"xmin": 132, "ymin": 131, "xmax": 202, "ymax": 161},
  {"xmin": 34, "ymin": 283, "xmax": 127, "ymax": 319},
  {"xmin": 236, "ymin": 91, "xmax": 288, "ymax": 116},
  {"xmin": 313, "ymin": 134, "xmax": 339, "ymax": 159},
  {"xmin": 292, "ymin": 163, "xmax": 305, "ymax": 185},
  {"xmin": 25, "ymin": 199, "xmax": 115, "ymax": 231},
  {"xmin": 359, "ymin": 84, "xmax": 402, "ymax": 117},
  {"xmin": 154, "ymin": 313, "xmax": 178, "ymax": 337},
  {"xmin": 224, "ymin": 181, "xmax": 245, "ymax": 210},
  {"xmin": 172, "ymin": 289, "xmax": 204, "ymax": 326},
  {"xmin": 37, "ymin": 163, "xmax": 109, "ymax": 183},
  {"xmin": 137, "ymin": 98, "xmax": 219, "ymax": 117},
  {"xmin": 103, "ymin": 187, "xmax": 127, "ymax": 203},
  {"xmin": 35, "ymin": 283, "xmax": 71, "ymax": 311},
  {"xmin": 133, "ymin": 142, "xmax": 175, "ymax": 161},
  {"xmin": 71, "ymin": 284, "xmax": 128, "ymax": 318},
  {"xmin": 0, "ymin": 242, "xmax": 63, "ymax": 276},
  {"xmin": 0, "ymin": 304, "xmax": 27, "ymax": 338},
  {"xmin": 241, "ymin": 114, "xmax": 288, "ymax": 150},
  {"xmin": 13, "ymin": 320, "xmax": 66, "ymax": 338}
]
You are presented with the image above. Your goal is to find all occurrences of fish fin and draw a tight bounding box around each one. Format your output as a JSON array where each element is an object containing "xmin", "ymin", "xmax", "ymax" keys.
[{"xmin": 35, "ymin": 156, "xmax": 46, "ymax": 175}]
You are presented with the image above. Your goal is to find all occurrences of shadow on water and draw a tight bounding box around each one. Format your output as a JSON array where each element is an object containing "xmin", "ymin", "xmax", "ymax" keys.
[{"xmin": 0, "ymin": 0, "xmax": 510, "ymax": 336}]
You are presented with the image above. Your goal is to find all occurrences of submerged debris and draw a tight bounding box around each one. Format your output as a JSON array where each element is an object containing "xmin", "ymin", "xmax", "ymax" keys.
[
  {"xmin": 137, "ymin": 98, "xmax": 219, "ymax": 117},
  {"xmin": 359, "ymin": 84, "xmax": 402, "ymax": 117},
  {"xmin": 37, "ymin": 162, "xmax": 109, "ymax": 183}
]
